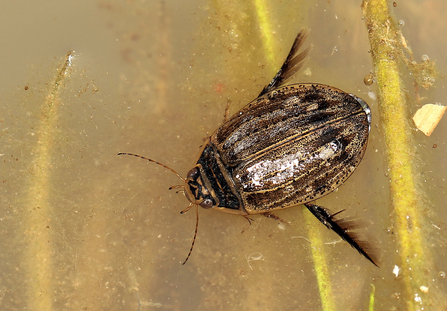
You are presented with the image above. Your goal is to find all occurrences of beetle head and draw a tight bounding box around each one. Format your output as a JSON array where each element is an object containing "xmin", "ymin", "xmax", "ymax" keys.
[{"xmin": 184, "ymin": 167, "xmax": 216, "ymax": 209}]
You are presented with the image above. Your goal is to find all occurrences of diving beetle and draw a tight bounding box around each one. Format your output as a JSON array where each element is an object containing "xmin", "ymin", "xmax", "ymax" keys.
[{"xmin": 119, "ymin": 30, "xmax": 377, "ymax": 266}]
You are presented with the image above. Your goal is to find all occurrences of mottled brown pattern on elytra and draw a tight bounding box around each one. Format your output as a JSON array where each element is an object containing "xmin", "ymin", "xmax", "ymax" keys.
[{"xmin": 212, "ymin": 84, "xmax": 367, "ymax": 166}]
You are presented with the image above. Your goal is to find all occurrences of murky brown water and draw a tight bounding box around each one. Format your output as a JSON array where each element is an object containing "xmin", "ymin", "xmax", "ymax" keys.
[{"xmin": 1, "ymin": 0, "xmax": 446, "ymax": 310}]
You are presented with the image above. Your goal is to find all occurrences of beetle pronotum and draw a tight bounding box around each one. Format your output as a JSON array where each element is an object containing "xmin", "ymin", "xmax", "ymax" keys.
[{"xmin": 119, "ymin": 29, "xmax": 378, "ymax": 266}]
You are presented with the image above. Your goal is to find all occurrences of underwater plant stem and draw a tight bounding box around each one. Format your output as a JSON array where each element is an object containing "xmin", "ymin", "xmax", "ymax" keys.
[
  {"xmin": 25, "ymin": 52, "xmax": 73, "ymax": 310},
  {"xmin": 250, "ymin": 1, "xmax": 336, "ymax": 310},
  {"xmin": 253, "ymin": 0, "xmax": 275, "ymax": 68},
  {"xmin": 369, "ymin": 284, "xmax": 375, "ymax": 311},
  {"xmin": 304, "ymin": 211, "xmax": 336, "ymax": 311},
  {"xmin": 362, "ymin": 1, "xmax": 430, "ymax": 309},
  {"xmin": 252, "ymin": 1, "xmax": 335, "ymax": 309},
  {"xmin": 251, "ymin": 1, "xmax": 336, "ymax": 308}
]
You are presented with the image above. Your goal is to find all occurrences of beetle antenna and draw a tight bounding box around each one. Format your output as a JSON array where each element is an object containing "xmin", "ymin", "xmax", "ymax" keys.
[
  {"xmin": 182, "ymin": 204, "xmax": 199, "ymax": 265},
  {"xmin": 118, "ymin": 152, "xmax": 184, "ymax": 182}
]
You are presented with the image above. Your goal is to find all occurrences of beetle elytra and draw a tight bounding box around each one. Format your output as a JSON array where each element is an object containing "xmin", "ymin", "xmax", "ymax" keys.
[{"xmin": 119, "ymin": 29, "xmax": 378, "ymax": 266}]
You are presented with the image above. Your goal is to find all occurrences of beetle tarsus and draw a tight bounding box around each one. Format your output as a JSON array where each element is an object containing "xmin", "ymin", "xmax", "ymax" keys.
[
  {"xmin": 169, "ymin": 185, "xmax": 184, "ymax": 190},
  {"xmin": 242, "ymin": 215, "xmax": 254, "ymax": 225},
  {"xmin": 304, "ymin": 203, "xmax": 379, "ymax": 267},
  {"xmin": 180, "ymin": 203, "xmax": 194, "ymax": 214},
  {"xmin": 223, "ymin": 99, "xmax": 231, "ymax": 122}
]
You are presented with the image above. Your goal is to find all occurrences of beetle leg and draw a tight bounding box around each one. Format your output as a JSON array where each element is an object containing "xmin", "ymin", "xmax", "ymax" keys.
[
  {"xmin": 180, "ymin": 203, "xmax": 194, "ymax": 214},
  {"xmin": 262, "ymin": 212, "xmax": 290, "ymax": 224},
  {"xmin": 169, "ymin": 184, "xmax": 186, "ymax": 194},
  {"xmin": 169, "ymin": 184, "xmax": 184, "ymax": 190},
  {"xmin": 259, "ymin": 29, "xmax": 311, "ymax": 96},
  {"xmin": 304, "ymin": 203, "xmax": 379, "ymax": 267},
  {"xmin": 223, "ymin": 99, "xmax": 231, "ymax": 122},
  {"xmin": 242, "ymin": 215, "xmax": 254, "ymax": 225}
]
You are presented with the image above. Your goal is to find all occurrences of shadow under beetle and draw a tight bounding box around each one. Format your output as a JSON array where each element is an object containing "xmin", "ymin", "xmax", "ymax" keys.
[{"xmin": 119, "ymin": 30, "xmax": 378, "ymax": 266}]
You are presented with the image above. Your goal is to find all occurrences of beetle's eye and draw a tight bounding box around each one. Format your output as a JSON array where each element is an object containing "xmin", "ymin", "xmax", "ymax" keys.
[
  {"xmin": 199, "ymin": 199, "xmax": 213, "ymax": 209},
  {"xmin": 186, "ymin": 167, "xmax": 198, "ymax": 179}
]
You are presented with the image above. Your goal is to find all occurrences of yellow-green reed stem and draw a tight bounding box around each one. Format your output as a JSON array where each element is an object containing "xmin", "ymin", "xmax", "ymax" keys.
[
  {"xmin": 369, "ymin": 284, "xmax": 375, "ymax": 311},
  {"xmin": 304, "ymin": 211, "xmax": 336, "ymax": 311},
  {"xmin": 252, "ymin": 1, "xmax": 334, "ymax": 309},
  {"xmin": 25, "ymin": 52, "xmax": 73, "ymax": 310},
  {"xmin": 362, "ymin": 1, "xmax": 431, "ymax": 309},
  {"xmin": 253, "ymin": 0, "xmax": 275, "ymax": 69}
]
